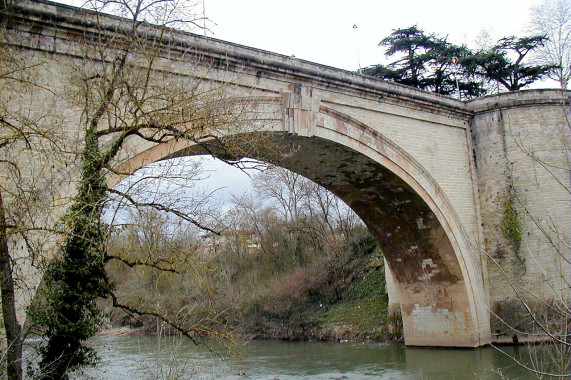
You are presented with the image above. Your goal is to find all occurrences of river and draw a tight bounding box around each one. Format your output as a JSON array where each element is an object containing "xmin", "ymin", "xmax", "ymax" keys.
[{"xmin": 55, "ymin": 335, "xmax": 536, "ymax": 379}]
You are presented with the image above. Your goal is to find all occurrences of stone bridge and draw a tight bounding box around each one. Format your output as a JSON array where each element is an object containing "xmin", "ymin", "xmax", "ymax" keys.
[{"xmin": 2, "ymin": 0, "xmax": 570, "ymax": 348}]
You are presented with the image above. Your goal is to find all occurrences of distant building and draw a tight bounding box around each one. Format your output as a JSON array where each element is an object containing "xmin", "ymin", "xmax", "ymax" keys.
[{"xmin": 198, "ymin": 229, "xmax": 261, "ymax": 257}]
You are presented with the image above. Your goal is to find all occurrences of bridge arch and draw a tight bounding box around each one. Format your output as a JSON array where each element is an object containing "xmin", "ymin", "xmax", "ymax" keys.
[
  {"xmin": 110, "ymin": 96, "xmax": 490, "ymax": 347},
  {"xmin": 5, "ymin": 0, "xmax": 569, "ymax": 350}
]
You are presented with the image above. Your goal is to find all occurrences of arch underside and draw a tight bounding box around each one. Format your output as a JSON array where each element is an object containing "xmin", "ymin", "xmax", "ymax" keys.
[{"xmin": 114, "ymin": 109, "xmax": 490, "ymax": 347}]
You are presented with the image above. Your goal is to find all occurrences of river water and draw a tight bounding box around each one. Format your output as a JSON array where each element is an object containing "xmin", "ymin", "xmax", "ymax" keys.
[{"xmin": 61, "ymin": 335, "xmax": 536, "ymax": 379}]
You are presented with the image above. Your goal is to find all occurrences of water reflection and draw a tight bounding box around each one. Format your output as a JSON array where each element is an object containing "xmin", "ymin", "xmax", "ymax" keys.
[
  {"xmin": 403, "ymin": 346, "xmax": 528, "ymax": 379},
  {"xmin": 60, "ymin": 335, "xmax": 534, "ymax": 379}
]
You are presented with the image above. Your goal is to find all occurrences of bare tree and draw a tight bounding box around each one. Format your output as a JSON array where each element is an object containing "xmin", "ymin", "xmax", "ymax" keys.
[
  {"xmin": 254, "ymin": 166, "xmax": 309, "ymax": 225},
  {"xmin": 529, "ymin": 0, "xmax": 571, "ymax": 88},
  {"xmin": 1, "ymin": 2, "xmax": 72, "ymax": 377},
  {"xmin": 1, "ymin": 0, "xmax": 284, "ymax": 377},
  {"xmin": 0, "ymin": 185, "xmax": 22, "ymax": 380}
]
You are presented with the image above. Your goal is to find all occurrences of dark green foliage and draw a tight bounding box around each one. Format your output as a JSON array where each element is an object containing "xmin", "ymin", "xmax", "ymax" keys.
[
  {"xmin": 0, "ymin": 0, "xmax": 13, "ymax": 13},
  {"xmin": 33, "ymin": 215, "xmax": 113, "ymax": 379},
  {"xmin": 361, "ymin": 25, "xmax": 486, "ymax": 99},
  {"xmin": 363, "ymin": 26, "xmax": 552, "ymax": 97},
  {"xmin": 425, "ymin": 42, "xmax": 484, "ymax": 98},
  {"xmin": 374, "ymin": 26, "xmax": 435, "ymax": 89},
  {"xmin": 463, "ymin": 35, "xmax": 554, "ymax": 91},
  {"xmin": 29, "ymin": 130, "xmax": 114, "ymax": 380}
]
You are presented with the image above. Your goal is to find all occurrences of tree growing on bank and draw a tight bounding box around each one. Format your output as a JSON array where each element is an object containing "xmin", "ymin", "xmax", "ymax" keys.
[
  {"xmin": 0, "ymin": 0, "xmax": 275, "ymax": 378},
  {"xmin": 0, "ymin": 27, "xmax": 25, "ymax": 377},
  {"xmin": 1, "ymin": 1, "xmax": 70, "ymax": 377},
  {"xmin": 104, "ymin": 165, "xmax": 385, "ymax": 343}
]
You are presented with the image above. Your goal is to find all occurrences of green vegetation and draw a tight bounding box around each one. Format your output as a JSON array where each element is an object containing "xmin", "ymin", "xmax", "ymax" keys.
[
  {"xmin": 501, "ymin": 197, "xmax": 523, "ymax": 256},
  {"xmin": 312, "ymin": 258, "xmax": 389, "ymax": 341},
  {"xmin": 28, "ymin": 122, "xmax": 114, "ymax": 379},
  {"xmin": 361, "ymin": 25, "xmax": 486, "ymax": 99},
  {"xmin": 362, "ymin": 26, "xmax": 553, "ymax": 98}
]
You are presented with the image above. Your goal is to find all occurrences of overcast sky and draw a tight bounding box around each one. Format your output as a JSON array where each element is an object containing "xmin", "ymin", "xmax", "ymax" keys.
[
  {"xmin": 203, "ymin": 0, "xmax": 538, "ymax": 71},
  {"xmin": 57, "ymin": 0, "xmax": 540, "ymax": 70},
  {"xmin": 55, "ymin": 0, "xmax": 543, "ymax": 204}
]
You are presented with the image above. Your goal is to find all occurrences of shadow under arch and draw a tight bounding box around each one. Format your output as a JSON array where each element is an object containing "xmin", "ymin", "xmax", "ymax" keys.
[{"xmin": 109, "ymin": 103, "xmax": 490, "ymax": 348}]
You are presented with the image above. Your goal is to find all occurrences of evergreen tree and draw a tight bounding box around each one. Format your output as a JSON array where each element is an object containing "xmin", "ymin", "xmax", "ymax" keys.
[
  {"xmin": 370, "ymin": 25, "xmax": 435, "ymax": 89},
  {"xmin": 361, "ymin": 26, "xmax": 485, "ymax": 99},
  {"xmin": 463, "ymin": 35, "xmax": 554, "ymax": 91}
]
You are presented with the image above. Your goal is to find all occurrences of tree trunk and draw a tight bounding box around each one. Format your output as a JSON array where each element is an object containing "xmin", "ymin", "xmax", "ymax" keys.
[{"xmin": 0, "ymin": 186, "xmax": 23, "ymax": 380}]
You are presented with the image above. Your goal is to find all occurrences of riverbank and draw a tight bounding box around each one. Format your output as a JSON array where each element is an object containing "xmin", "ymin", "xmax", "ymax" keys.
[
  {"xmin": 101, "ymin": 253, "xmax": 398, "ymax": 343},
  {"xmin": 101, "ymin": 228, "xmax": 400, "ymax": 344},
  {"xmin": 243, "ymin": 262, "xmax": 395, "ymax": 343}
]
